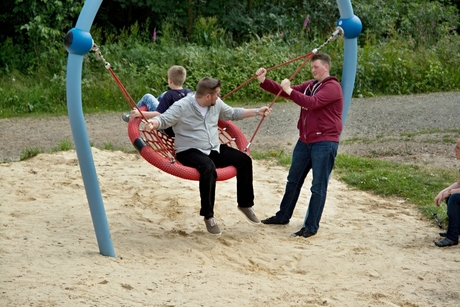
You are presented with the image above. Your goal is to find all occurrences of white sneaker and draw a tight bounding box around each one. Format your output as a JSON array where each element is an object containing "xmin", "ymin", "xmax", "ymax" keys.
[
  {"xmin": 204, "ymin": 217, "xmax": 221, "ymax": 235},
  {"xmin": 238, "ymin": 206, "xmax": 260, "ymax": 224}
]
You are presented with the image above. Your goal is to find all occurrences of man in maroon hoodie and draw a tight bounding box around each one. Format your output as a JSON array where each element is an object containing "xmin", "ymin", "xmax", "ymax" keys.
[{"xmin": 256, "ymin": 53, "xmax": 343, "ymax": 238}]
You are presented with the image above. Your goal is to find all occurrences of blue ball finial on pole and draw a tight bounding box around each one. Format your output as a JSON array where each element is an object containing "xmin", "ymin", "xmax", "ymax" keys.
[
  {"xmin": 64, "ymin": 28, "xmax": 94, "ymax": 55},
  {"xmin": 337, "ymin": 15, "xmax": 362, "ymax": 39}
]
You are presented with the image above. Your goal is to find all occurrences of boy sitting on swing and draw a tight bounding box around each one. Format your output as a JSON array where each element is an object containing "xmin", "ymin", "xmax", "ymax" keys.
[{"xmin": 122, "ymin": 65, "xmax": 192, "ymax": 137}]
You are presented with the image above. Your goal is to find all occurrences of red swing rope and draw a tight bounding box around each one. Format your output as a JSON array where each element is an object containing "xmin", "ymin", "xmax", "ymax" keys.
[
  {"xmin": 91, "ymin": 45, "xmax": 176, "ymax": 161},
  {"xmin": 92, "ymin": 45, "xmax": 248, "ymax": 164},
  {"xmin": 221, "ymin": 51, "xmax": 316, "ymax": 101},
  {"xmin": 222, "ymin": 27, "xmax": 345, "ymax": 151},
  {"xmin": 90, "ymin": 44, "xmax": 314, "ymax": 159},
  {"xmin": 91, "ymin": 26, "xmax": 344, "ymax": 159},
  {"xmin": 244, "ymin": 53, "xmax": 314, "ymax": 151}
]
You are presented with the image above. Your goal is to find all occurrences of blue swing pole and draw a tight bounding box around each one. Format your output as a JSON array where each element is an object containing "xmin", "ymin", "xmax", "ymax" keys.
[
  {"xmin": 336, "ymin": 0, "xmax": 362, "ymax": 128},
  {"xmin": 65, "ymin": 0, "xmax": 116, "ymax": 258}
]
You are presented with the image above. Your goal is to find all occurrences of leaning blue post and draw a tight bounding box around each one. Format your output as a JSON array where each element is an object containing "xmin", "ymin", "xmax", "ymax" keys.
[
  {"xmin": 336, "ymin": 0, "xmax": 362, "ymax": 128},
  {"xmin": 64, "ymin": 0, "xmax": 116, "ymax": 258}
]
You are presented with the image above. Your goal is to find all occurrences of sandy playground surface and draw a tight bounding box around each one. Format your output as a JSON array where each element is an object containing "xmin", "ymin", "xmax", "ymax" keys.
[{"xmin": 1, "ymin": 147, "xmax": 460, "ymax": 306}]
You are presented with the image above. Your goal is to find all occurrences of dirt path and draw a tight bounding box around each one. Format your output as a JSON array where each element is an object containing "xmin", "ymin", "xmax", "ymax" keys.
[{"xmin": 1, "ymin": 92, "xmax": 460, "ymax": 168}]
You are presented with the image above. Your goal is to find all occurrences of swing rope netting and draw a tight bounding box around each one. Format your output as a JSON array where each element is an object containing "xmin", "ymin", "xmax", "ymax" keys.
[{"xmin": 91, "ymin": 27, "xmax": 343, "ymax": 181}]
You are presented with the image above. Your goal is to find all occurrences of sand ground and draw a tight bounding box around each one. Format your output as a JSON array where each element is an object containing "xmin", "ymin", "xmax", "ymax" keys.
[{"xmin": 1, "ymin": 92, "xmax": 460, "ymax": 306}]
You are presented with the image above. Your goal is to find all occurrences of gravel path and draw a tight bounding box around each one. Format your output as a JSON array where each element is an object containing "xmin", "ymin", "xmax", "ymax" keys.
[{"xmin": 1, "ymin": 91, "xmax": 459, "ymax": 168}]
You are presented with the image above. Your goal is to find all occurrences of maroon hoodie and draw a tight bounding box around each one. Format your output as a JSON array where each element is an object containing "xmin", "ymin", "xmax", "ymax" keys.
[{"xmin": 260, "ymin": 76, "xmax": 343, "ymax": 144}]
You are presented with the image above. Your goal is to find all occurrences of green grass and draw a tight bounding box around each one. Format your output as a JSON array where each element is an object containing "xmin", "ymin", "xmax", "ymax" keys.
[
  {"xmin": 251, "ymin": 149, "xmax": 452, "ymax": 228},
  {"xmin": 19, "ymin": 147, "xmax": 43, "ymax": 161},
  {"xmin": 103, "ymin": 142, "xmax": 116, "ymax": 151},
  {"xmin": 52, "ymin": 139, "xmax": 73, "ymax": 152},
  {"xmin": 18, "ymin": 139, "xmax": 73, "ymax": 162},
  {"xmin": 334, "ymin": 153, "xmax": 452, "ymax": 228},
  {"xmin": 249, "ymin": 150, "xmax": 293, "ymax": 167}
]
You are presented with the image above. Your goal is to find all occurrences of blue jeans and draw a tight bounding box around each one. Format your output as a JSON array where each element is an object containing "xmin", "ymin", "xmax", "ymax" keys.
[
  {"xmin": 275, "ymin": 140, "xmax": 338, "ymax": 233},
  {"xmin": 446, "ymin": 193, "xmax": 460, "ymax": 243},
  {"xmin": 136, "ymin": 94, "xmax": 159, "ymax": 111}
]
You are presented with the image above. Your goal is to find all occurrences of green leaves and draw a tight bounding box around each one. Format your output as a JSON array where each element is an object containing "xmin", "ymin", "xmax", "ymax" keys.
[{"xmin": 2, "ymin": 0, "xmax": 460, "ymax": 116}]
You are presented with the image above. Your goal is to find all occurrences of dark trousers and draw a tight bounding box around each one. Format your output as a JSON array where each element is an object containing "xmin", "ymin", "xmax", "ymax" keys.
[
  {"xmin": 446, "ymin": 193, "xmax": 460, "ymax": 243},
  {"xmin": 176, "ymin": 144, "xmax": 254, "ymax": 218}
]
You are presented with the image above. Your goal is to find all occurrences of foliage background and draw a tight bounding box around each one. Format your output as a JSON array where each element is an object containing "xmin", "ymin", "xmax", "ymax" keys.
[{"xmin": 0, "ymin": 0, "xmax": 459, "ymax": 117}]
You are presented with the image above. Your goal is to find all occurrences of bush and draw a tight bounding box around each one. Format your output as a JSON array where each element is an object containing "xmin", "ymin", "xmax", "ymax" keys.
[{"xmin": 2, "ymin": 30, "xmax": 460, "ymax": 118}]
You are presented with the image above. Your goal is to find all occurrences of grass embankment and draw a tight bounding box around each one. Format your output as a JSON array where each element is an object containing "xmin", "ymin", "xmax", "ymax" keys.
[{"xmin": 251, "ymin": 149, "xmax": 452, "ymax": 229}]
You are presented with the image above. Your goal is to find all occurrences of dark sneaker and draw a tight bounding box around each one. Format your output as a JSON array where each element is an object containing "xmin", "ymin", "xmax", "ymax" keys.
[
  {"xmin": 290, "ymin": 227, "xmax": 316, "ymax": 238},
  {"xmin": 121, "ymin": 112, "xmax": 130, "ymax": 122},
  {"xmin": 261, "ymin": 216, "xmax": 288, "ymax": 225},
  {"xmin": 434, "ymin": 237, "xmax": 458, "ymax": 247},
  {"xmin": 204, "ymin": 217, "xmax": 221, "ymax": 235},
  {"xmin": 238, "ymin": 206, "xmax": 260, "ymax": 224}
]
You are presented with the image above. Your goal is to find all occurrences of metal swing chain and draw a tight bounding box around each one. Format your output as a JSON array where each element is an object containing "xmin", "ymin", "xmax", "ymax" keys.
[
  {"xmin": 90, "ymin": 43, "xmax": 154, "ymax": 127},
  {"xmin": 311, "ymin": 26, "xmax": 344, "ymax": 54},
  {"xmin": 90, "ymin": 27, "xmax": 344, "ymax": 154},
  {"xmin": 91, "ymin": 43, "xmax": 111, "ymax": 70}
]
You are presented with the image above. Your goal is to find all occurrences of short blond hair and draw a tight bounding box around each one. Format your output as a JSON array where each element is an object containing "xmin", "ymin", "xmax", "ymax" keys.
[{"xmin": 167, "ymin": 65, "xmax": 187, "ymax": 86}]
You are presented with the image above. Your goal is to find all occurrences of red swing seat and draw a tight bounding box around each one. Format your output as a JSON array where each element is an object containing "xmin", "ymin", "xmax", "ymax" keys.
[{"xmin": 127, "ymin": 106, "xmax": 249, "ymax": 181}]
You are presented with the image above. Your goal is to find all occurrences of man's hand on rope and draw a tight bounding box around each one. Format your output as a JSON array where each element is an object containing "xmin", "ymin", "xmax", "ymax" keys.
[
  {"xmin": 280, "ymin": 79, "xmax": 293, "ymax": 96},
  {"xmin": 257, "ymin": 106, "xmax": 272, "ymax": 117},
  {"xmin": 256, "ymin": 68, "xmax": 267, "ymax": 83},
  {"xmin": 145, "ymin": 118, "xmax": 160, "ymax": 132},
  {"xmin": 240, "ymin": 106, "xmax": 272, "ymax": 119}
]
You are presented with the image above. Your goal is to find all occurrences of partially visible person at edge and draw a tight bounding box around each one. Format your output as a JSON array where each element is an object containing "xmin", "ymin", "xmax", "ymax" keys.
[
  {"xmin": 122, "ymin": 65, "xmax": 192, "ymax": 137},
  {"xmin": 255, "ymin": 52, "xmax": 343, "ymax": 239},
  {"xmin": 145, "ymin": 77, "xmax": 272, "ymax": 235},
  {"xmin": 433, "ymin": 138, "xmax": 460, "ymax": 247}
]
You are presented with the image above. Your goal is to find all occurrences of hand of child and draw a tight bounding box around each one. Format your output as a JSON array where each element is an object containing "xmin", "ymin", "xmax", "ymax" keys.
[{"xmin": 131, "ymin": 109, "xmax": 141, "ymax": 118}]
